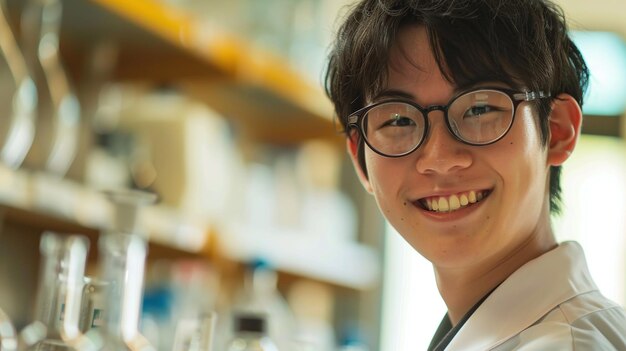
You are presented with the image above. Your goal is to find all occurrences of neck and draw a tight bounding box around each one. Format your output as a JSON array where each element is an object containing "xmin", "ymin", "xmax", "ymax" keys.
[{"xmin": 434, "ymin": 215, "xmax": 557, "ymax": 325}]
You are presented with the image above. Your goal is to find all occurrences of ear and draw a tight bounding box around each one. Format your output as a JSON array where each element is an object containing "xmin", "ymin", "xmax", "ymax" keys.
[
  {"xmin": 547, "ymin": 93, "xmax": 582, "ymax": 166},
  {"xmin": 346, "ymin": 132, "xmax": 374, "ymax": 194}
]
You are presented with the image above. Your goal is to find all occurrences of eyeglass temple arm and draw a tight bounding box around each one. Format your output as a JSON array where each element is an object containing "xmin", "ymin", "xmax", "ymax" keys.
[{"xmin": 512, "ymin": 91, "xmax": 551, "ymax": 101}]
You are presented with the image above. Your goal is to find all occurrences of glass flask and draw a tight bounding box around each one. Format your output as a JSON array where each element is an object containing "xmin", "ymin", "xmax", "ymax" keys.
[
  {"xmin": 0, "ymin": 0, "xmax": 37, "ymax": 169},
  {"xmin": 20, "ymin": 0, "xmax": 80, "ymax": 176},
  {"xmin": 83, "ymin": 232, "xmax": 153, "ymax": 351},
  {"xmin": 226, "ymin": 313, "xmax": 278, "ymax": 351},
  {"xmin": 102, "ymin": 189, "xmax": 157, "ymax": 236},
  {"xmin": 0, "ymin": 307, "xmax": 17, "ymax": 351},
  {"xmin": 82, "ymin": 189, "xmax": 157, "ymax": 351},
  {"xmin": 220, "ymin": 260, "xmax": 294, "ymax": 350},
  {"xmin": 19, "ymin": 232, "xmax": 89, "ymax": 351}
]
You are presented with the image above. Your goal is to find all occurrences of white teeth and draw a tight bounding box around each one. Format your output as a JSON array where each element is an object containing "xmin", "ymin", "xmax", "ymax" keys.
[
  {"xmin": 469, "ymin": 191, "xmax": 477, "ymax": 203},
  {"xmin": 460, "ymin": 194, "xmax": 469, "ymax": 206},
  {"xmin": 438, "ymin": 197, "xmax": 449, "ymax": 211},
  {"xmin": 423, "ymin": 190, "xmax": 488, "ymax": 213},
  {"xmin": 449, "ymin": 195, "xmax": 460, "ymax": 211}
]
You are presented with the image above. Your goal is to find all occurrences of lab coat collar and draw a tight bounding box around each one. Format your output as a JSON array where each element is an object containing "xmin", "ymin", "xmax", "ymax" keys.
[{"xmin": 445, "ymin": 241, "xmax": 598, "ymax": 351}]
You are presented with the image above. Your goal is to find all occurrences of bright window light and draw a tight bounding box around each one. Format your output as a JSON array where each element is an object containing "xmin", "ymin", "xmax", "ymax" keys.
[
  {"xmin": 570, "ymin": 31, "xmax": 626, "ymax": 116},
  {"xmin": 380, "ymin": 223, "xmax": 445, "ymax": 351},
  {"xmin": 553, "ymin": 135, "xmax": 626, "ymax": 306}
]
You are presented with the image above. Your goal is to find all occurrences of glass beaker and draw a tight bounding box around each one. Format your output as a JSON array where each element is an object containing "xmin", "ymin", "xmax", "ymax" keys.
[{"xmin": 19, "ymin": 232, "xmax": 89, "ymax": 351}]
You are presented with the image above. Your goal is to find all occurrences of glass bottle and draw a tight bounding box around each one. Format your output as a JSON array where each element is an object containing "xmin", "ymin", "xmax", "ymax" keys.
[
  {"xmin": 226, "ymin": 259, "xmax": 294, "ymax": 350},
  {"xmin": 0, "ymin": 0, "xmax": 36, "ymax": 169},
  {"xmin": 20, "ymin": 0, "xmax": 80, "ymax": 176},
  {"xmin": 82, "ymin": 189, "xmax": 157, "ymax": 351},
  {"xmin": 0, "ymin": 307, "xmax": 17, "ymax": 351},
  {"xmin": 85, "ymin": 232, "xmax": 152, "ymax": 351},
  {"xmin": 226, "ymin": 313, "xmax": 278, "ymax": 351},
  {"xmin": 19, "ymin": 232, "xmax": 89, "ymax": 351}
]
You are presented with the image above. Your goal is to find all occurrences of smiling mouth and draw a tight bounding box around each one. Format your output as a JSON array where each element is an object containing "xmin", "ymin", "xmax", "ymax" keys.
[{"xmin": 416, "ymin": 190, "xmax": 492, "ymax": 213}]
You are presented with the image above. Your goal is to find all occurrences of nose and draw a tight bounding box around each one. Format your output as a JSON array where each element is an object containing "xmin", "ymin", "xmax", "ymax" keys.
[{"xmin": 415, "ymin": 112, "xmax": 473, "ymax": 175}]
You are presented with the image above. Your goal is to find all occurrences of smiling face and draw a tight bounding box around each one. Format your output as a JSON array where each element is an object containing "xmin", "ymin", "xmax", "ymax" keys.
[{"xmin": 352, "ymin": 25, "xmax": 555, "ymax": 271}]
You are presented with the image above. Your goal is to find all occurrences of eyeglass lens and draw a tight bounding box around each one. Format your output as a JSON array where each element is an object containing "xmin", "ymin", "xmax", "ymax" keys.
[{"xmin": 361, "ymin": 89, "xmax": 515, "ymax": 156}]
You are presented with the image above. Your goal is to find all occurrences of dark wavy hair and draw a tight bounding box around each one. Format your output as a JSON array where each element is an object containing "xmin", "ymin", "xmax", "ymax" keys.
[{"xmin": 325, "ymin": 0, "xmax": 589, "ymax": 214}]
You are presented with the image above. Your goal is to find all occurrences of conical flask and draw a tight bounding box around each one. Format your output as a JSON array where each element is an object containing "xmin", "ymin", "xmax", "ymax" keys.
[
  {"xmin": 0, "ymin": 0, "xmax": 37, "ymax": 169},
  {"xmin": 82, "ymin": 189, "xmax": 157, "ymax": 351},
  {"xmin": 0, "ymin": 307, "xmax": 17, "ymax": 351},
  {"xmin": 19, "ymin": 232, "xmax": 89, "ymax": 351}
]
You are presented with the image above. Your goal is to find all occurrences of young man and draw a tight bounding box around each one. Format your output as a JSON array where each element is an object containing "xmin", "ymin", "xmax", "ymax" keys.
[{"xmin": 325, "ymin": 0, "xmax": 626, "ymax": 350}]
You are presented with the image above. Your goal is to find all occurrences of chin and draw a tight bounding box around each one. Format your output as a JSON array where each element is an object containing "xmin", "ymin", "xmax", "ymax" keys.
[{"xmin": 408, "ymin": 230, "xmax": 491, "ymax": 268}]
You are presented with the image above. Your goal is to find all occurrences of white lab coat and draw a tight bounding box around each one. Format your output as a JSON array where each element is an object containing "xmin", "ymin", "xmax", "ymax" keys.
[{"xmin": 445, "ymin": 241, "xmax": 626, "ymax": 350}]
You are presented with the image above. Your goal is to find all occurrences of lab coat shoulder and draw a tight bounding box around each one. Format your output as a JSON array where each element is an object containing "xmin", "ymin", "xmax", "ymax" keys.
[
  {"xmin": 445, "ymin": 242, "xmax": 626, "ymax": 351},
  {"xmin": 495, "ymin": 290, "xmax": 626, "ymax": 350}
]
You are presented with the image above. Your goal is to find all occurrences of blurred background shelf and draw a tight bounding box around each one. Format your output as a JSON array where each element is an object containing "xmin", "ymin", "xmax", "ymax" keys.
[
  {"xmin": 0, "ymin": 0, "xmax": 384, "ymax": 347},
  {"xmin": 0, "ymin": 204, "xmax": 197, "ymax": 260},
  {"xmin": 5, "ymin": 0, "xmax": 338, "ymax": 145},
  {"xmin": 0, "ymin": 165, "xmax": 378, "ymax": 290}
]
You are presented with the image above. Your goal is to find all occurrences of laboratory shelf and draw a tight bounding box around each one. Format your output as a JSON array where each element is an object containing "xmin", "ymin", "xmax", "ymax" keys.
[
  {"xmin": 0, "ymin": 166, "xmax": 378, "ymax": 290},
  {"xmin": 0, "ymin": 0, "xmax": 376, "ymax": 289},
  {"xmin": 5, "ymin": 0, "xmax": 337, "ymax": 144}
]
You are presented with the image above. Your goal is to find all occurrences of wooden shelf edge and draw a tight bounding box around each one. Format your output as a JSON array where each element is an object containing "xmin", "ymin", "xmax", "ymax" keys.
[
  {"xmin": 89, "ymin": 0, "xmax": 334, "ymax": 122},
  {"xmin": 0, "ymin": 166, "xmax": 209, "ymax": 259},
  {"xmin": 0, "ymin": 204, "xmax": 199, "ymax": 261}
]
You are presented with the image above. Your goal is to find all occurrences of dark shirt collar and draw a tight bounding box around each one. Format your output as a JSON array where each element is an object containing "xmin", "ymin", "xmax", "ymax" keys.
[{"xmin": 428, "ymin": 288, "xmax": 496, "ymax": 351}]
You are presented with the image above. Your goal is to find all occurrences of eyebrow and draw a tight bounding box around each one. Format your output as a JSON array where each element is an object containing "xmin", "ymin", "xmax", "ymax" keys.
[{"xmin": 372, "ymin": 89, "xmax": 415, "ymax": 101}]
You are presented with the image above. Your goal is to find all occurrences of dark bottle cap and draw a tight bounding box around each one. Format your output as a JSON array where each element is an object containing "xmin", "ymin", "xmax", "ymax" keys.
[{"xmin": 234, "ymin": 313, "xmax": 267, "ymax": 334}]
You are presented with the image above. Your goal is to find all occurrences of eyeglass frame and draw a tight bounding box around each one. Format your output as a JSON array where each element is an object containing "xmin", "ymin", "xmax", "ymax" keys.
[{"xmin": 346, "ymin": 87, "xmax": 552, "ymax": 158}]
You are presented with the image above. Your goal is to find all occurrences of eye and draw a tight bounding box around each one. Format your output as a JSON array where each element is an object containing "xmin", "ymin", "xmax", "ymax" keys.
[
  {"xmin": 382, "ymin": 113, "xmax": 416, "ymax": 127},
  {"xmin": 464, "ymin": 104, "xmax": 499, "ymax": 118}
]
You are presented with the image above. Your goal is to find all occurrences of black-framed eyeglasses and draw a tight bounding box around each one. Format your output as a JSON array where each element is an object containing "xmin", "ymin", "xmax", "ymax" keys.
[{"xmin": 347, "ymin": 87, "xmax": 551, "ymax": 157}]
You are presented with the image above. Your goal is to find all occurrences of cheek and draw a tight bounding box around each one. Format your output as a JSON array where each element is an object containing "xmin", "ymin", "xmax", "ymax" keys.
[
  {"xmin": 519, "ymin": 111, "xmax": 544, "ymax": 160},
  {"xmin": 365, "ymin": 152, "xmax": 390, "ymax": 195},
  {"xmin": 364, "ymin": 151, "xmax": 407, "ymax": 211},
  {"xmin": 498, "ymin": 108, "xmax": 546, "ymax": 168},
  {"xmin": 497, "ymin": 111, "xmax": 549, "ymax": 212}
]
